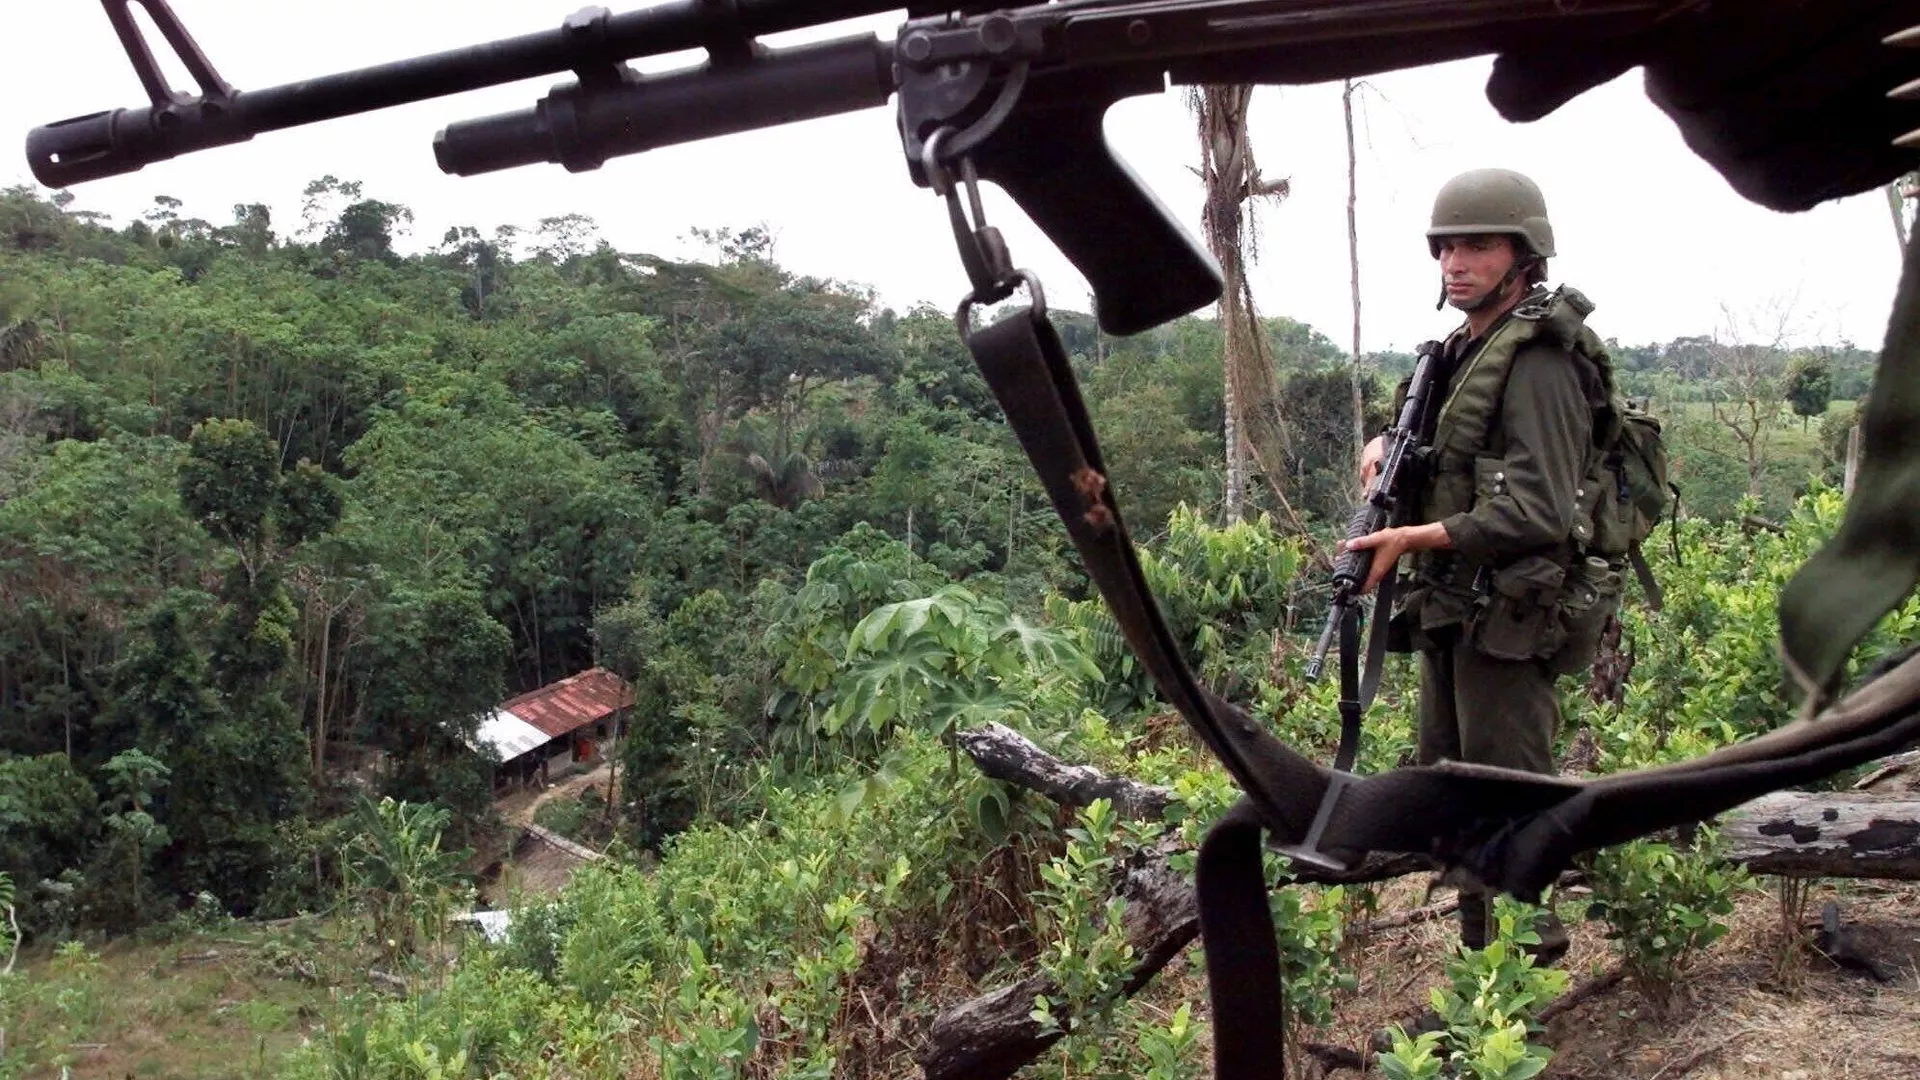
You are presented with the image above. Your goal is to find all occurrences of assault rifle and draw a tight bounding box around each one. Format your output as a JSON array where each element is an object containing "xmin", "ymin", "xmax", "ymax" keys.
[
  {"xmin": 1291, "ymin": 338, "xmax": 1440, "ymax": 797},
  {"xmin": 1304, "ymin": 338, "xmax": 1441, "ymax": 685}
]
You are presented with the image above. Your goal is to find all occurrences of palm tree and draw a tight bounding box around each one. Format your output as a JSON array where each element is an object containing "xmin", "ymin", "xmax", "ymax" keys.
[
  {"xmin": 727, "ymin": 418, "xmax": 825, "ymax": 510},
  {"xmin": 0, "ymin": 319, "xmax": 42, "ymax": 371}
]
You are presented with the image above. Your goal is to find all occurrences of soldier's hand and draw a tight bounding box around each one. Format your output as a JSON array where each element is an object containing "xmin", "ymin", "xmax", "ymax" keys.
[
  {"xmin": 1482, "ymin": 3, "xmax": 1919, "ymax": 213},
  {"xmin": 1359, "ymin": 435, "xmax": 1387, "ymax": 489},
  {"xmin": 1340, "ymin": 522, "xmax": 1454, "ymax": 594}
]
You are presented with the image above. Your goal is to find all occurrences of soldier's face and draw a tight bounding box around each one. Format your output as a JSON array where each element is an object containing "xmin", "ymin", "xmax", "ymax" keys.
[{"xmin": 1437, "ymin": 235, "xmax": 1518, "ymax": 310}]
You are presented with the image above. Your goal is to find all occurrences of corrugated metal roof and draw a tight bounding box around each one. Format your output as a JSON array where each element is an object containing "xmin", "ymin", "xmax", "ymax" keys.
[
  {"xmin": 472, "ymin": 709, "xmax": 550, "ymax": 762},
  {"xmin": 500, "ymin": 667, "xmax": 634, "ymax": 740}
]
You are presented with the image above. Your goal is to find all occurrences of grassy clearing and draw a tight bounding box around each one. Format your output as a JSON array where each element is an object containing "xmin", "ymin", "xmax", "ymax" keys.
[
  {"xmin": 0, "ymin": 916, "xmax": 369, "ymax": 1080},
  {"xmin": 1653, "ymin": 399, "xmax": 1851, "ymax": 521}
]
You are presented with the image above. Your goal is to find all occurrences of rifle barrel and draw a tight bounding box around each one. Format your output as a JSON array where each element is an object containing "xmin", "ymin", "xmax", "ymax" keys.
[{"xmin": 1304, "ymin": 596, "xmax": 1346, "ymax": 681}]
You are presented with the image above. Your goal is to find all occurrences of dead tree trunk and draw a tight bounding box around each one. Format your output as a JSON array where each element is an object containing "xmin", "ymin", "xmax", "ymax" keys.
[
  {"xmin": 1718, "ymin": 790, "xmax": 1920, "ymax": 879},
  {"xmin": 1343, "ymin": 78, "xmax": 1368, "ymax": 500},
  {"xmin": 955, "ymin": 725, "xmax": 1174, "ymax": 821}
]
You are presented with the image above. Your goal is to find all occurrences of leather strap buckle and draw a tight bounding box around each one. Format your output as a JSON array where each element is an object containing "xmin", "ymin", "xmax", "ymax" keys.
[{"xmin": 1271, "ymin": 771, "xmax": 1356, "ymax": 873}]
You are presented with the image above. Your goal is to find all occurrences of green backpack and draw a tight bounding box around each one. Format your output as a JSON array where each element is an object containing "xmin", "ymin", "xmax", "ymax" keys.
[
  {"xmin": 1515, "ymin": 286, "xmax": 1678, "ymax": 608},
  {"xmin": 1588, "ymin": 393, "xmax": 1679, "ymax": 609}
]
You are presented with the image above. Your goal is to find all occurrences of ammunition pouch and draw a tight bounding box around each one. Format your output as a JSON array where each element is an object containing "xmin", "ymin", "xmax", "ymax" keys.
[
  {"xmin": 1385, "ymin": 581, "xmax": 1427, "ymax": 654},
  {"xmin": 1467, "ymin": 554, "xmax": 1567, "ymax": 661}
]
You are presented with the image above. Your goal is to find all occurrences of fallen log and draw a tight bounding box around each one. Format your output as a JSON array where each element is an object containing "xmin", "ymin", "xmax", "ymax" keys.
[
  {"xmin": 1354, "ymin": 898, "xmax": 1460, "ymax": 936},
  {"xmin": 1854, "ymin": 749, "xmax": 1920, "ymax": 791},
  {"xmin": 523, "ymin": 822, "xmax": 606, "ymax": 863},
  {"xmin": 917, "ymin": 840, "xmax": 1198, "ymax": 1080},
  {"xmin": 955, "ymin": 724, "xmax": 1173, "ymax": 822},
  {"xmin": 959, "ymin": 722, "xmax": 1436, "ymax": 885},
  {"xmin": 1718, "ymin": 790, "xmax": 1920, "ymax": 880}
]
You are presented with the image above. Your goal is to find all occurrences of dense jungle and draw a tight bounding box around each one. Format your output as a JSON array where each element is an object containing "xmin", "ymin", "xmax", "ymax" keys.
[{"xmin": 0, "ymin": 179, "xmax": 1917, "ymax": 1080}]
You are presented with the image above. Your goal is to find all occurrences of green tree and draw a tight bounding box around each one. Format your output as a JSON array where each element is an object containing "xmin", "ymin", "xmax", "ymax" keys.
[
  {"xmin": 99, "ymin": 588, "xmax": 302, "ymax": 911},
  {"xmin": 220, "ymin": 202, "xmax": 275, "ymax": 257},
  {"xmin": 882, "ymin": 305, "xmax": 998, "ymax": 420},
  {"xmin": 630, "ymin": 253, "xmax": 893, "ymax": 496},
  {"xmin": 174, "ymin": 421, "xmax": 327, "ymax": 908},
  {"xmin": 323, "ymin": 199, "xmax": 413, "ymax": 263},
  {"xmin": 596, "ymin": 588, "xmax": 719, "ymax": 847},
  {"xmin": 1278, "ymin": 367, "xmax": 1386, "ymax": 525},
  {"xmin": 94, "ymin": 748, "xmax": 171, "ymax": 925},
  {"xmin": 1091, "ymin": 385, "xmax": 1216, "ymax": 538},
  {"xmin": 869, "ymin": 417, "xmax": 954, "ymax": 553},
  {"xmin": 356, "ymin": 580, "xmax": 511, "ymax": 825},
  {"xmin": 0, "ymin": 434, "xmax": 208, "ymax": 760},
  {"xmin": 181, "ymin": 418, "xmax": 278, "ymax": 580},
  {"xmin": 0, "ymin": 754, "xmax": 99, "ymax": 922},
  {"xmin": 1784, "ymin": 354, "xmax": 1832, "ymax": 430}
]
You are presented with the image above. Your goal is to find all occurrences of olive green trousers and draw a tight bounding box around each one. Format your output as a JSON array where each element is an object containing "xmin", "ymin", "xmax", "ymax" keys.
[
  {"xmin": 1415, "ymin": 635, "xmax": 1568, "ymax": 957},
  {"xmin": 1415, "ymin": 635, "xmax": 1561, "ymax": 775}
]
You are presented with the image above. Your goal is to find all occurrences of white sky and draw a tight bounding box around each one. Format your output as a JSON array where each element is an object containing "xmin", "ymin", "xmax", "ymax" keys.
[{"xmin": 4, "ymin": 1, "xmax": 1911, "ymax": 355}]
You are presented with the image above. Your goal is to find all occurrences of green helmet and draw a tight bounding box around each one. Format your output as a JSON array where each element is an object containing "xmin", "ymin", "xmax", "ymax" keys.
[{"xmin": 1426, "ymin": 169, "xmax": 1556, "ymax": 260}]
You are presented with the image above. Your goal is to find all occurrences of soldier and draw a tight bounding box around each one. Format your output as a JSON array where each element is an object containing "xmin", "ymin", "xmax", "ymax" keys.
[{"xmin": 1345, "ymin": 168, "xmax": 1627, "ymax": 963}]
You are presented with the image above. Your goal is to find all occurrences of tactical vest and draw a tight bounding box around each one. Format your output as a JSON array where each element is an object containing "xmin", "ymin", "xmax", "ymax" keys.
[
  {"xmin": 1419, "ymin": 285, "xmax": 1609, "ymax": 536},
  {"xmin": 1399, "ymin": 285, "xmax": 1626, "ymax": 670}
]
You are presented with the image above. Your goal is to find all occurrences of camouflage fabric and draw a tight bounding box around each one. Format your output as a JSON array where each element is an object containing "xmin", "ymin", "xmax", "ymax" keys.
[{"xmin": 1778, "ymin": 226, "xmax": 1920, "ymax": 704}]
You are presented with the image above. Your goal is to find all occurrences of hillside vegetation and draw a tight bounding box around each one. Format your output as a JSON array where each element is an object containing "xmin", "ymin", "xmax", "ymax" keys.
[{"xmin": 0, "ymin": 183, "xmax": 1908, "ymax": 1079}]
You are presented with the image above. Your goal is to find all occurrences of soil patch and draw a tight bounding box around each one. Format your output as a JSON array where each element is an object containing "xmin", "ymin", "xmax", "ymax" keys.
[{"xmin": 1292, "ymin": 877, "xmax": 1920, "ymax": 1078}]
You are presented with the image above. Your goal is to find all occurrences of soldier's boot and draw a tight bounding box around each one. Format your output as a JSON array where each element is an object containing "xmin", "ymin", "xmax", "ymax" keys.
[
  {"xmin": 1369, "ymin": 1006, "xmax": 1447, "ymax": 1056},
  {"xmin": 1527, "ymin": 908, "xmax": 1571, "ymax": 967},
  {"xmin": 1458, "ymin": 888, "xmax": 1491, "ymax": 950}
]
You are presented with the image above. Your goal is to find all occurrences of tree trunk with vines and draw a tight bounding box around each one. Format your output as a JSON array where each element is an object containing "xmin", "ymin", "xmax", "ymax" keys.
[{"xmin": 1189, "ymin": 85, "xmax": 1297, "ymax": 528}]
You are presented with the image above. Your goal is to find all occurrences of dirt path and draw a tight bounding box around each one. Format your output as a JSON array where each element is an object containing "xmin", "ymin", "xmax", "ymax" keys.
[{"xmin": 497, "ymin": 760, "xmax": 615, "ymax": 827}]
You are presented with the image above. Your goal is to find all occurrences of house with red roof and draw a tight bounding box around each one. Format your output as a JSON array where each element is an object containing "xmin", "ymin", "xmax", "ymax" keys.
[{"xmin": 468, "ymin": 667, "xmax": 634, "ymax": 788}]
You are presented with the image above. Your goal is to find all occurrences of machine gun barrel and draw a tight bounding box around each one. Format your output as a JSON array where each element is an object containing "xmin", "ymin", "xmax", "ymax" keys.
[
  {"xmin": 435, "ymin": 33, "xmax": 893, "ymax": 176},
  {"xmin": 27, "ymin": 0, "xmax": 1686, "ymax": 189},
  {"xmin": 25, "ymin": 0, "xmax": 904, "ymax": 187}
]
